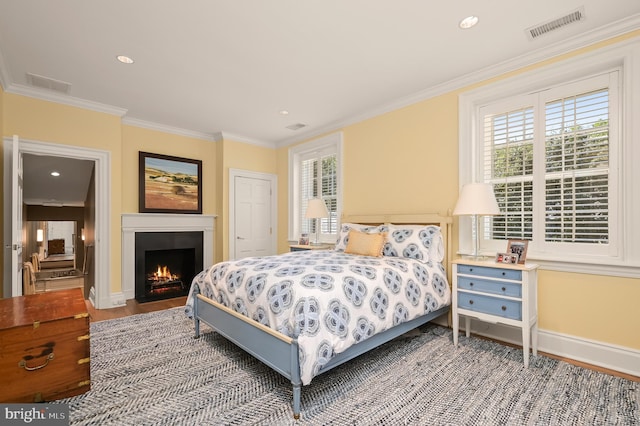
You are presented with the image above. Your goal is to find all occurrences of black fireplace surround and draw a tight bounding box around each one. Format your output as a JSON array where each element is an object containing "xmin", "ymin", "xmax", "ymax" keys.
[{"xmin": 135, "ymin": 231, "xmax": 203, "ymax": 303}]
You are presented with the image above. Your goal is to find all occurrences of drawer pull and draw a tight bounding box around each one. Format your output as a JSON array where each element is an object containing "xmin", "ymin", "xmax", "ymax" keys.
[
  {"xmin": 502, "ymin": 287, "xmax": 506, "ymax": 292},
  {"xmin": 469, "ymin": 282, "xmax": 474, "ymax": 287},
  {"xmin": 502, "ymin": 272, "xmax": 506, "ymax": 276},
  {"xmin": 501, "ymin": 306, "xmax": 507, "ymax": 311},
  {"xmin": 469, "ymin": 300, "xmax": 474, "ymax": 305},
  {"xmin": 19, "ymin": 353, "xmax": 54, "ymax": 371}
]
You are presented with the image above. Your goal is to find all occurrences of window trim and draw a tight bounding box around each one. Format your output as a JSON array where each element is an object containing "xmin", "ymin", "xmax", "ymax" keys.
[
  {"xmin": 288, "ymin": 132, "xmax": 343, "ymax": 243},
  {"xmin": 458, "ymin": 39, "xmax": 640, "ymax": 277}
]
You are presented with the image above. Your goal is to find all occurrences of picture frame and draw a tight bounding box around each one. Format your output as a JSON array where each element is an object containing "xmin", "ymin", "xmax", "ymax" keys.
[
  {"xmin": 495, "ymin": 252, "xmax": 519, "ymax": 264},
  {"xmin": 298, "ymin": 233, "xmax": 309, "ymax": 245},
  {"xmin": 139, "ymin": 151, "xmax": 202, "ymax": 214},
  {"xmin": 506, "ymin": 239, "xmax": 528, "ymax": 264}
]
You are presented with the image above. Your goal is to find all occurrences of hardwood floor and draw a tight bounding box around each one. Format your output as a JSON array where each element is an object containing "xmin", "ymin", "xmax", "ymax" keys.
[
  {"xmin": 85, "ymin": 296, "xmax": 186, "ymax": 322},
  {"xmin": 85, "ymin": 296, "xmax": 639, "ymax": 383}
]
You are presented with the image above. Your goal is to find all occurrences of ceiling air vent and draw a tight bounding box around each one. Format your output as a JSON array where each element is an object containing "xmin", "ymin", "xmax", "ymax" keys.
[
  {"xmin": 286, "ymin": 123, "xmax": 307, "ymax": 131},
  {"xmin": 526, "ymin": 7, "xmax": 585, "ymax": 40},
  {"xmin": 26, "ymin": 72, "xmax": 72, "ymax": 94}
]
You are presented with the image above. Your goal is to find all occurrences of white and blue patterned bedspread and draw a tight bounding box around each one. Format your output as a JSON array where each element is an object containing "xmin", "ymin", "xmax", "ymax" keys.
[{"xmin": 185, "ymin": 250, "xmax": 451, "ymax": 385}]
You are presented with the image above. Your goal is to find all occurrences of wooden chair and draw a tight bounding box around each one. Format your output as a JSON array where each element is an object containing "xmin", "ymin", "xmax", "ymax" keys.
[
  {"xmin": 31, "ymin": 253, "xmax": 41, "ymax": 272},
  {"xmin": 22, "ymin": 261, "xmax": 36, "ymax": 295}
]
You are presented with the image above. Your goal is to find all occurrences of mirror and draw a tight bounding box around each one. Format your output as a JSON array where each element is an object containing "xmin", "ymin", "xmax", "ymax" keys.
[{"xmin": 45, "ymin": 221, "xmax": 77, "ymax": 256}]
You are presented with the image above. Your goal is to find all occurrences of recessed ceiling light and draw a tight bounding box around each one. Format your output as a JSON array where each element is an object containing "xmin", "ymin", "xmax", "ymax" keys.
[
  {"xmin": 459, "ymin": 16, "xmax": 479, "ymax": 29},
  {"xmin": 279, "ymin": 110, "xmax": 289, "ymax": 115},
  {"xmin": 117, "ymin": 55, "xmax": 134, "ymax": 64},
  {"xmin": 51, "ymin": 171, "xmax": 60, "ymax": 177}
]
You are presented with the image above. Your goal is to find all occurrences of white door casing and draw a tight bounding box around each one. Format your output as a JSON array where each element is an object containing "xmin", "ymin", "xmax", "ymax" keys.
[
  {"xmin": 229, "ymin": 169, "xmax": 277, "ymax": 260},
  {"xmin": 3, "ymin": 135, "xmax": 24, "ymax": 297},
  {"xmin": 3, "ymin": 137, "xmax": 111, "ymax": 307}
]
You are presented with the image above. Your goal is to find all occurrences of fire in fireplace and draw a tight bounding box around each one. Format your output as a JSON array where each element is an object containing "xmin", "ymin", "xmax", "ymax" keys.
[
  {"xmin": 148, "ymin": 263, "xmax": 182, "ymax": 292},
  {"xmin": 135, "ymin": 231, "xmax": 203, "ymax": 303}
]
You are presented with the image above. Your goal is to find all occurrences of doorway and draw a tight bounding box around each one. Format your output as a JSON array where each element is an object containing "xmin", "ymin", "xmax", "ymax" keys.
[
  {"xmin": 229, "ymin": 169, "xmax": 277, "ymax": 260},
  {"xmin": 3, "ymin": 137, "xmax": 111, "ymax": 308}
]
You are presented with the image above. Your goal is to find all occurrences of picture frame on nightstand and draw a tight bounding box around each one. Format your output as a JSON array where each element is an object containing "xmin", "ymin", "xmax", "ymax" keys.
[
  {"xmin": 298, "ymin": 233, "xmax": 309, "ymax": 245},
  {"xmin": 506, "ymin": 239, "xmax": 528, "ymax": 264},
  {"xmin": 496, "ymin": 252, "xmax": 519, "ymax": 264}
]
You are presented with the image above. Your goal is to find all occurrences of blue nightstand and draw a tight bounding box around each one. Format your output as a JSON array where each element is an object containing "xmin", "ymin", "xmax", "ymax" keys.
[{"xmin": 452, "ymin": 258, "xmax": 539, "ymax": 367}]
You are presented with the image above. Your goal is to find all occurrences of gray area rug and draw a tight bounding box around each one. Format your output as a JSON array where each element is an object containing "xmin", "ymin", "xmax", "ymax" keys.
[{"xmin": 59, "ymin": 307, "xmax": 639, "ymax": 425}]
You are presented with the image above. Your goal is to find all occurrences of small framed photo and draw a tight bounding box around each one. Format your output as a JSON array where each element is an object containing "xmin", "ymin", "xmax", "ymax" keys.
[
  {"xmin": 506, "ymin": 240, "xmax": 528, "ymax": 264},
  {"xmin": 495, "ymin": 252, "xmax": 519, "ymax": 264},
  {"xmin": 298, "ymin": 233, "xmax": 309, "ymax": 245}
]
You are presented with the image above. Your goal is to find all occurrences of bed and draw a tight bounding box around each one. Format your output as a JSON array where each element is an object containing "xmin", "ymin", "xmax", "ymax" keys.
[{"xmin": 185, "ymin": 213, "xmax": 452, "ymax": 419}]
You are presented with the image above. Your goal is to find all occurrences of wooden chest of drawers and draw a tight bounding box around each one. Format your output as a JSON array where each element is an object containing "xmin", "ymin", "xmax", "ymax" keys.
[{"xmin": 0, "ymin": 288, "xmax": 90, "ymax": 402}]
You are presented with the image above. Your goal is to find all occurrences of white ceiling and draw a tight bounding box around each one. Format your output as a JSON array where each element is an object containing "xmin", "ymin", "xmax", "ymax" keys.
[
  {"xmin": 1, "ymin": 1, "xmax": 640, "ymax": 205},
  {"xmin": 22, "ymin": 154, "xmax": 94, "ymax": 207}
]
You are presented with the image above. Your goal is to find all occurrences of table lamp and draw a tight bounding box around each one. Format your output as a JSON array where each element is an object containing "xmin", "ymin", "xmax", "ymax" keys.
[
  {"xmin": 305, "ymin": 198, "xmax": 329, "ymax": 245},
  {"xmin": 453, "ymin": 183, "xmax": 501, "ymax": 259}
]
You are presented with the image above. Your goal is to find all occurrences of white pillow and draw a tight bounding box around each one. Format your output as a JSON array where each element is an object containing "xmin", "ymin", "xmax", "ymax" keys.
[
  {"xmin": 382, "ymin": 224, "xmax": 444, "ymax": 263},
  {"xmin": 335, "ymin": 223, "xmax": 385, "ymax": 251}
]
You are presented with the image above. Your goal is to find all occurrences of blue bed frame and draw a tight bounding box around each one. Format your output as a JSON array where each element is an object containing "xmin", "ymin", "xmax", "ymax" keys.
[
  {"xmin": 192, "ymin": 289, "xmax": 449, "ymax": 419},
  {"xmin": 192, "ymin": 214, "xmax": 452, "ymax": 419}
]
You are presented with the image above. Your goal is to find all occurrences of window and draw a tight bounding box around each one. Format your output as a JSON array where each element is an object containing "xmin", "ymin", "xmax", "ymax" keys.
[
  {"xmin": 289, "ymin": 133, "xmax": 343, "ymax": 243},
  {"xmin": 459, "ymin": 41, "xmax": 640, "ymax": 274},
  {"xmin": 481, "ymin": 74, "xmax": 615, "ymax": 257}
]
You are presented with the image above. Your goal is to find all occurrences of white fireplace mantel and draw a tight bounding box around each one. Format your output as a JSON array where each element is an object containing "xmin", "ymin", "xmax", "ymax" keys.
[{"xmin": 121, "ymin": 213, "xmax": 216, "ymax": 301}]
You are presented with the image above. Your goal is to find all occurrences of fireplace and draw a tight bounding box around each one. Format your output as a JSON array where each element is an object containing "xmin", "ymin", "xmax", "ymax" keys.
[
  {"xmin": 134, "ymin": 231, "xmax": 203, "ymax": 303},
  {"xmin": 121, "ymin": 213, "xmax": 215, "ymax": 306}
]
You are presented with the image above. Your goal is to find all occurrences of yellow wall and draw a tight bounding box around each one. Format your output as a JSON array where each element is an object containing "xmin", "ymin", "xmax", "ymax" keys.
[
  {"xmin": 0, "ymin": 95, "xmax": 225, "ymax": 296},
  {"xmin": 538, "ymin": 270, "xmax": 640, "ymax": 348},
  {"xmin": 120, "ymin": 125, "xmax": 220, "ymax": 264},
  {"xmin": 1, "ymin": 29, "xmax": 638, "ymax": 353},
  {"xmin": 121, "ymin": 125, "xmax": 218, "ymax": 214},
  {"xmin": 3, "ymin": 94, "xmax": 123, "ymax": 294},
  {"xmin": 342, "ymin": 94, "xmax": 459, "ymax": 215},
  {"xmin": 275, "ymin": 32, "xmax": 640, "ymax": 351}
]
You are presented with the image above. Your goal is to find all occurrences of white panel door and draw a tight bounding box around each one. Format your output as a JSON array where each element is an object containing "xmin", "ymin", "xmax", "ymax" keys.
[{"xmin": 234, "ymin": 175, "xmax": 273, "ymax": 259}]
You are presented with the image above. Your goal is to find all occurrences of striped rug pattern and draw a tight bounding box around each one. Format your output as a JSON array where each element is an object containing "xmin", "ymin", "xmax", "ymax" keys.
[{"xmin": 59, "ymin": 308, "xmax": 638, "ymax": 425}]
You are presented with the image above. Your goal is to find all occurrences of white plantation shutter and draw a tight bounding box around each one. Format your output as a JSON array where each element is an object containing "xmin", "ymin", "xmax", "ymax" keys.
[
  {"xmin": 290, "ymin": 134, "xmax": 341, "ymax": 243},
  {"xmin": 483, "ymin": 105, "xmax": 534, "ymax": 240},
  {"xmin": 299, "ymin": 150, "xmax": 337, "ymax": 237},
  {"xmin": 478, "ymin": 71, "xmax": 617, "ymax": 258},
  {"xmin": 544, "ymin": 89, "xmax": 609, "ymax": 244}
]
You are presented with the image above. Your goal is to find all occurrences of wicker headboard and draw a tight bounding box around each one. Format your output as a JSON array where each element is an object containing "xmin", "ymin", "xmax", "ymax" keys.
[{"xmin": 340, "ymin": 213, "xmax": 453, "ymax": 282}]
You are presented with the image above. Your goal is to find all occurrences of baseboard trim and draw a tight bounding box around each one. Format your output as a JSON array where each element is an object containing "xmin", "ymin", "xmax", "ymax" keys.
[
  {"xmin": 460, "ymin": 320, "xmax": 640, "ymax": 378},
  {"xmin": 106, "ymin": 291, "xmax": 127, "ymax": 309}
]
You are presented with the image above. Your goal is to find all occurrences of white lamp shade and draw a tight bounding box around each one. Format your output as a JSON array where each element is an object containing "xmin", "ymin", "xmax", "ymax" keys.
[
  {"xmin": 36, "ymin": 229, "xmax": 44, "ymax": 242},
  {"xmin": 452, "ymin": 183, "xmax": 501, "ymax": 216},
  {"xmin": 305, "ymin": 198, "xmax": 329, "ymax": 219}
]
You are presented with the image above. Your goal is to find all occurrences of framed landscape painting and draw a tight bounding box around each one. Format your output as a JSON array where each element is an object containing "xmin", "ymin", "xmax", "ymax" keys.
[{"xmin": 139, "ymin": 151, "xmax": 202, "ymax": 214}]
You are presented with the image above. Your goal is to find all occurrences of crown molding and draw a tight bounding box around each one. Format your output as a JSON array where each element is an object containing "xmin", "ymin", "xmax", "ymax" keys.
[
  {"xmin": 216, "ymin": 131, "xmax": 274, "ymax": 148},
  {"xmin": 277, "ymin": 14, "xmax": 640, "ymax": 148},
  {"xmin": 5, "ymin": 83, "xmax": 128, "ymax": 116},
  {"xmin": 121, "ymin": 117, "xmax": 217, "ymax": 141},
  {"xmin": 2, "ymin": 14, "xmax": 638, "ymax": 149}
]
